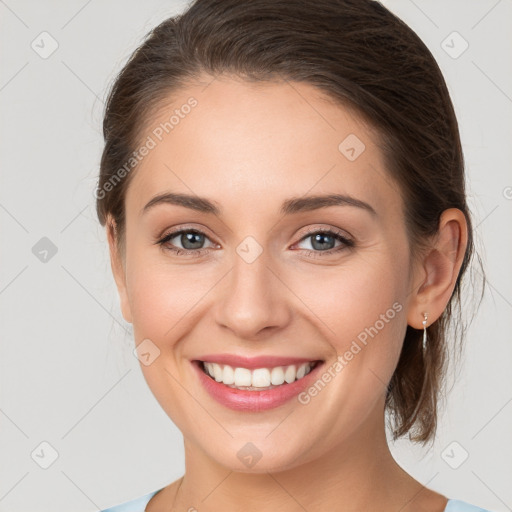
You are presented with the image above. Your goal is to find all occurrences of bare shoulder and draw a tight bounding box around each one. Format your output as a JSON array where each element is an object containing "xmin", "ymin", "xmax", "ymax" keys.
[
  {"xmin": 389, "ymin": 464, "xmax": 449, "ymax": 512},
  {"xmin": 145, "ymin": 476, "xmax": 183, "ymax": 511}
]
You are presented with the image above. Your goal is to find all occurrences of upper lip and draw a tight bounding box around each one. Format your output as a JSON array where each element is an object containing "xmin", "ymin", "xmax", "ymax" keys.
[{"xmin": 194, "ymin": 354, "xmax": 323, "ymax": 369}]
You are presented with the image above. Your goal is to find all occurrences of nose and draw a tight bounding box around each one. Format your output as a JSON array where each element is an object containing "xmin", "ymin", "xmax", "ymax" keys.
[{"xmin": 213, "ymin": 247, "xmax": 292, "ymax": 340}]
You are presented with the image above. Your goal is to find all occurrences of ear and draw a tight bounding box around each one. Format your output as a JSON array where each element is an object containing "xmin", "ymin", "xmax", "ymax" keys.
[
  {"xmin": 106, "ymin": 216, "xmax": 133, "ymax": 324},
  {"xmin": 407, "ymin": 208, "xmax": 468, "ymax": 329}
]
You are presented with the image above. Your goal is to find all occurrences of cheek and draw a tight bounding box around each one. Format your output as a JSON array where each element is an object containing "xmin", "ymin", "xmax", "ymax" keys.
[
  {"xmin": 293, "ymin": 257, "xmax": 405, "ymax": 336},
  {"xmin": 293, "ymin": 267, "xmax": 408, "ymax": 418},
  {"xmin": 287, "ymin": 252, "xmax": 409, "ymax": 383},
  {"xmin": 125, "ymin": 247, "xmax": 216, "ymax": 344}
]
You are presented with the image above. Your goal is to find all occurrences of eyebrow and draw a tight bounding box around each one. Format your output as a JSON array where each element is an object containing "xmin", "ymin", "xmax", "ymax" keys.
[{"xmin": 141, "ymin": 192, "xmax": 377, "ymax": 217}]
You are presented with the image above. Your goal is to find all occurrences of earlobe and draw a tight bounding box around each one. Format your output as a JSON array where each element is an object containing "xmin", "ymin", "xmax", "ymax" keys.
[
  {"xmin": 106, "ymin": 217, "xmax": 133, "ymax": 324},
  {"xmin": 407, "ymin": 208, "xmax": 468, "ymax": 329}
]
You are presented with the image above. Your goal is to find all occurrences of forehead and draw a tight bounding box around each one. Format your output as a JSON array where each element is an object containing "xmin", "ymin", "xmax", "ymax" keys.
[{"xmin": 126, "ymin": 76, "xmax": 400, "ymax": 220}]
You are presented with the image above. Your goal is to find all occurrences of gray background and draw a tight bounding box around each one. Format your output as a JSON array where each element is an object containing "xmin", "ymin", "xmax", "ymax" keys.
[{"xmin": 0, "ymin": 1, "xmax": 511, "ymax": 511}]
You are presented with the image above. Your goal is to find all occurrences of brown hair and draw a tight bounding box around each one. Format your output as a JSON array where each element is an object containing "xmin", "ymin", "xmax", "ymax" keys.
[{"xmin": 96, "ymin": 0, "xmax": 484, "ymax": 444}]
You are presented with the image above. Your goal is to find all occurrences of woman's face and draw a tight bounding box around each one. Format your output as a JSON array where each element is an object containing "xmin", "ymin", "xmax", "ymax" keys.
[{"xmin": 113, "ymin": 75, "xmax": 420, "ymax": 472}]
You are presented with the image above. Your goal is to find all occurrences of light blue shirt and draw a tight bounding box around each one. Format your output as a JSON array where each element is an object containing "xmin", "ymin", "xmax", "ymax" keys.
[
  {"xmin": 445, "ymin": 501, "xmax": 494, "ymax": 512},
  {"xmin": 100, "ymin": 488, "xmax": 495, "ymax": 511}
]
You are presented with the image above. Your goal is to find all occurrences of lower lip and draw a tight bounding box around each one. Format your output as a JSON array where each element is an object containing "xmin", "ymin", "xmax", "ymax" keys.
[{"xmin": 192, "ymin": 360, "xmax": 324, "ymax": 411}]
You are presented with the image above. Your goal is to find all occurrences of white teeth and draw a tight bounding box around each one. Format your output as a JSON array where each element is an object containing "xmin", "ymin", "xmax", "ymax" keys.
[
  {"xmin": 213, "ymin": 363, "xmax": 223, "ymax": 382},
  {"xmin": 270, "ymin": 366, "xmax": 285, "ymax": 385},
  {"xmin": 233, "ymin": 367, "xmax": 252, "ymax": 386},
  {"xmin": 284, "ymin": 365, "xmax": 296, "ymax": 383},
  {"xmin": 222, "ymin": 364, "xmax": 235, "ymax": 385},
  {"xmin": 251, "ymin": 368, "xmax": 271, "ymax": 387},
  {"xmin": 202, "ymin": 361, "xmax": 316, "ymax": 390}
]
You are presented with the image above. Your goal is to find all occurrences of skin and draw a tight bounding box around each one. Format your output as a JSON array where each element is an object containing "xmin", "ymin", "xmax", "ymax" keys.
[{"xmin": 107, "ymin": 74, "xmax": 468, "ymax": 511}]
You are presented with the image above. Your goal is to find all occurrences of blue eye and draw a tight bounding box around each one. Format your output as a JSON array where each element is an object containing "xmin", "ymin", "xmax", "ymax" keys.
[
  {"xmin": 292, "ymin": 228, "xmax": 355, "ymax": 259},
  {"xmin": 295, "ymin": 228, "xmax": 354, "ymax": 254},
  {"xmin": 156, "ymin": 227, "xmax": 354, "ymax": 258},
  {"xmin": 156, "ymin": 229, "xmax": 217, "ymax": 257}
]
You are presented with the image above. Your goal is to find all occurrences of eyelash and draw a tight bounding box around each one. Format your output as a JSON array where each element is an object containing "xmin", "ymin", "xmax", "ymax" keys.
[{"xmin": 155, "ymin": 226, "xmax": 354, "ymax": 259}]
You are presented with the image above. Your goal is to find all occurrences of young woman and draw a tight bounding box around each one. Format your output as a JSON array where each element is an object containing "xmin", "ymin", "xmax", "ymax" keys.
[{"xmin": 95, "ymin": 0, "xmax": 491, "ymax": 510}]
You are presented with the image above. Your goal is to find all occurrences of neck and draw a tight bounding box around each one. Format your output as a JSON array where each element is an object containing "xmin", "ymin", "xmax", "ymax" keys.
[{"xmin": 171, "ymin": 404, "xmax": 439, "ymax": 511}]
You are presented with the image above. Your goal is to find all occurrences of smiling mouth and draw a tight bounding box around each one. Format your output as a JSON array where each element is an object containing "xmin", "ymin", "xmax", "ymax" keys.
[{"xmin": 198, "ymin": 360, "xmax": 323, "ymax": 391}]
